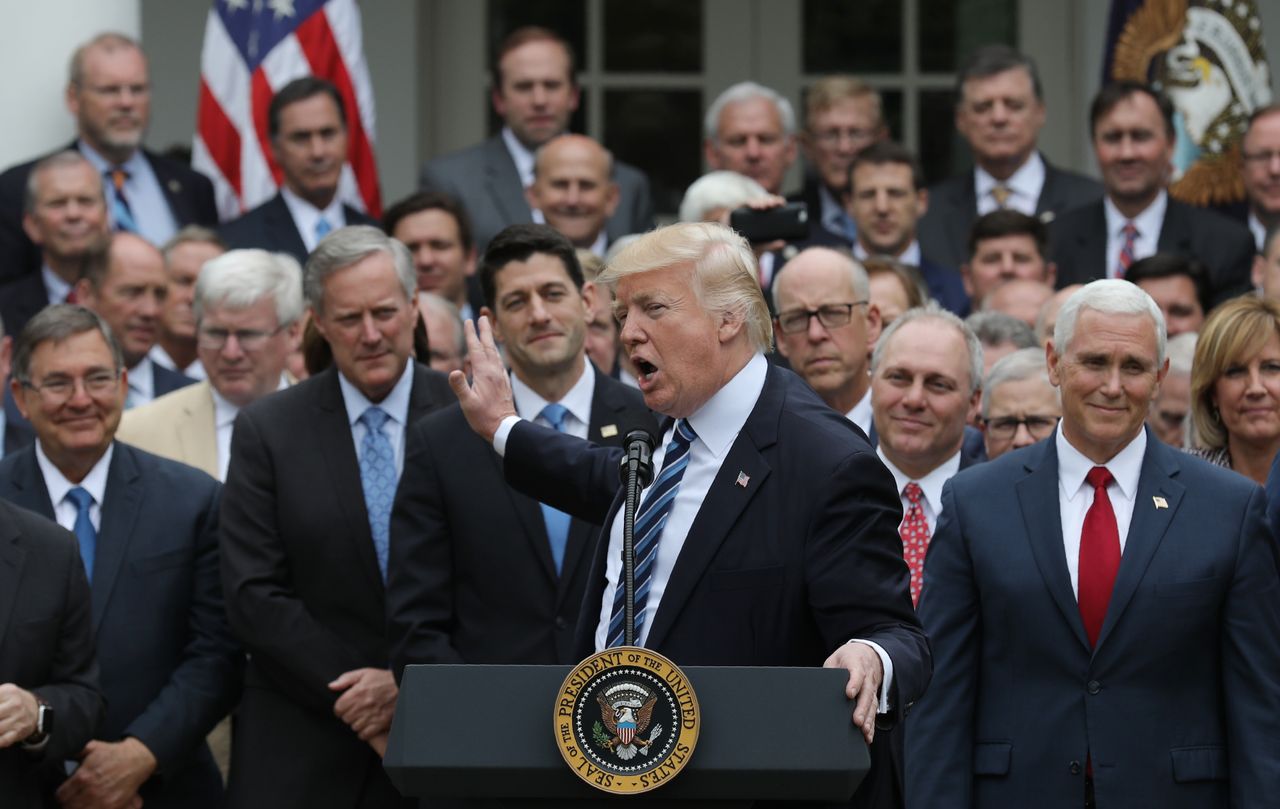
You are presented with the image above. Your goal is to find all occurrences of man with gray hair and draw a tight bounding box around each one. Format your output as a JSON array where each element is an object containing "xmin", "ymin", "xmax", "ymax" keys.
[
  {"xmin": 703, "ymin": 81, "xmax": 798, "ymax": 195},
  {"xmin": 1146, "ymin": 330, "xmax": 1196, "ymax": 448},
  {"xmin": 979, "ymin": 346, "xmax": 1060, "ymax": 459},
  {"xmin": 151, "ymin": 226, "xmax": 227, "ymax": 380},
  {"xmin": 416, "ymin": 291, "xmax": 467, "ymax": 376},
  {"xmin": 0, "ymin": 32, "xmax": 217, "ymax": 284},
  {"xmin": 117, "ymin": 248, "xmax": 302, "ymax": 480},
  {"xmin": 870, "ymin": 302, "xmax": 985, "ymax": 606},
  {"xmin": 218, "ymin": 225, "xmax": 452, "ymax": 809},
  {"xmin": 908, "ymin": 279, "xmax": 1280, "ymax": 808},
  {"xmin": 966, "ymin": 309, "xmax": 1037, "ymax": 378}
]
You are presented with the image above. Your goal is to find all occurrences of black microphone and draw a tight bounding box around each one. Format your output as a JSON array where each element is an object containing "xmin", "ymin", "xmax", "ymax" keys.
[
  {"xmin": 618, "ymin": 428, "xmax": 654, "ymax": 647},
  {"xmin": 618, "ymin": 429, "xmax": 656, "ymax": 488}
]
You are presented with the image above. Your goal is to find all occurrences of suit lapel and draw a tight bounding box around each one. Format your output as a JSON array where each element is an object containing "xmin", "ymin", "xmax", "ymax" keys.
[
  {"xmin": 1015, "ymin": 440, "xmax": 1091, "ymax": 651},
  {"xmin": 1094, "ymin": 438, "xmax": 1183, "ymax": 650},
  {"xmin": 1074, "ymin": 203, "xmax": 1108, "ymax": 280},
  {"xmin": 484, "ymin": 137, "xmax": 534, "ymax": 227},
  {"xmin": 92, "ymin": 445, "xmax": 145, "ymax": 629},
  {"xmin": 1156, "ymin": 200, "xmax": 1193, "ymax": 253},
  {"xmin": 267, "ymin": 194, "xmax": 309, "ymax": 260},
  {"xmin": 147, "ymin": 150, "xmax": 188, "ymax": 223},
  {"xmin": 0, "ymin": 518, "xmax": 25, "ymax": 651},
  {"xmin": 1, "ymin": 448, "xmax": 56, "ymax": 518}
]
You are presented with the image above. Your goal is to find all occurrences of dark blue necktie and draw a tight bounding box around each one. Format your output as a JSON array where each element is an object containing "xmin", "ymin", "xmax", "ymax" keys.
[
  {"xmin": 358, "ymin": 407, "xmax": 395, "ymax": 580},
  {"xmin": 65, "ymin": 486, "xmax": 97, "ymax": 582},
  {"xmin": 607, "ymin": 418, "xmax": 697, "ymax": 647},
  {"xmin": 539, "ymin": 403, "xmax": 572, "ymax": 574}
]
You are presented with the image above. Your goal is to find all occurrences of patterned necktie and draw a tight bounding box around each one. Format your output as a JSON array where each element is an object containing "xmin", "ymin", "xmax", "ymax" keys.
[
  {"xmin": 357, "ymin": 407, "xmax": 396, "ymax": 581},
  {"xmin": 65, "ymin": 486, "xmax": 97, "ymax": 582},
  {"xmin": 1078, "ymin": 466, "xmax": 1120, "ymax": 646},
  {"xmin": 607, "ymin": 418, "xmax": 698, "ymax": 647},
  {"xmin": 990, "ymin": 183, "xmax": 1012, "ymax": 209},
  {"xmin": 1116, "ymin": 222, "xmax": 1138, "ymax": 278},
  {"xmin": 316, "ymin": 217, "xmax": 332, "ymax": 241},
  {"xmin": 107, "ymin": 168, "xmax": 137, "ymax": 232},
  {"xmin": 899, "ymin": 482, "xmax": 930, "ymax": 607},
  {"xmin": 539, "ymin": 403, "xmax": 572, "ymax": 574}
]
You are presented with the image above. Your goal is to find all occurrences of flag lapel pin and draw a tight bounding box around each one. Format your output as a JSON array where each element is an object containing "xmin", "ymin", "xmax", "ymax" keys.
[
  {"xmin": 1153, "ymin": 496, "xmax": 1168, "ymax": 510},
  {"xmin": 600, "ymin": 424, "xmax": 618, "ymax": 438},
  {"xmin": 735, "ymin": 471, "xmax": 750, "ymax": 488}
]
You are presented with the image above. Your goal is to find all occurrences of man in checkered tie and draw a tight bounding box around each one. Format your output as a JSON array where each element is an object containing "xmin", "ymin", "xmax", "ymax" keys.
[{"xmin": 453, "ymin": 221, "xmax": 928, "ymax": 809}]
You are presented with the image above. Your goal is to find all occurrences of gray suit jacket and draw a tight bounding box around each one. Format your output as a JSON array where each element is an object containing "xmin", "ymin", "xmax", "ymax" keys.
[
  {"xmin": 419, "ymin": 134, "xmax": 655, "ymax": 252},
  {"xmin": 917, "ymin": 156, "xmax": 1103, "ymax": 270}
]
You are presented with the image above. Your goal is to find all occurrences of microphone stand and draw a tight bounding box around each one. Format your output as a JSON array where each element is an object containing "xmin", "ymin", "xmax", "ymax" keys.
[{"xmin": 619, "ymin": 430, "xmax": 654, "ymax": 646}]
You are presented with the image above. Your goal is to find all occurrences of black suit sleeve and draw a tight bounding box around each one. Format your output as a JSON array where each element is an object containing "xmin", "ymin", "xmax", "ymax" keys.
[
  {"xmin": 219, "ymin": 409, "xmax": 368, "ymax": 713},
  {"xmin": 124, "ymin": 482, "xmax": 242, "ymax": 771},
  {"xmin": 0, "ymin": 164, "xmax": 39, "ymax": 284},
  {"xmin": 386, "ymin": 418, "xmax": 466, "ymax": 681},
  {"xmin": 502, "ymin": 421, "xmax": 624, "ymax": 525}
]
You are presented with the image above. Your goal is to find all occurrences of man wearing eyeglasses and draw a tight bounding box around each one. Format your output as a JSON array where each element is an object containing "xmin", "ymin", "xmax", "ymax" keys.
[
  {"xmin": 0, "ymin": 304, "xmax": 240, "ymax": 809},
  {"xmin": 0, "ymin": 32, "xmax": 218, "ymax": 285},
  {"xmin": 980, "ymin": 346, "xmax": 1061, "ymax": 460},
  {"xmin": 1242, "ymin": 104, "xmax": 1280, "ymax": 253},
  {"xmin": 117, "ymin": 249, "xmax": 302, "ymax": 481}
]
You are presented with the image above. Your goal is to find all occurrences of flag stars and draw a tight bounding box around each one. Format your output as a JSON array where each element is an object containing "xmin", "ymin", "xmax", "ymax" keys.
[{"xmin": 270, "ymin": 0, "xmax": 297, "ymax": 19}]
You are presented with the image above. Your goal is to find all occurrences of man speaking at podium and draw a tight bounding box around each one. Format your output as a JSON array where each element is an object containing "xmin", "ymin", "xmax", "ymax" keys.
[{"xmin": 450, "ymin": 221, "xmax": 929, "ymax": 808}]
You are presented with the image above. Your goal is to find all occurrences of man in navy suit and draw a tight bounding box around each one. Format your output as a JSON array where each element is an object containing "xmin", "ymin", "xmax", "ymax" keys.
[
  {"xmin": 0, "ymin": 33, "xmax": 218, "ymax": 285},
  {"xmin": 847, "ymin": 142, "xmax": 970, "ymax": 316},
  {"xmin": 0, "ymin": 304, "xmax": 240, "ymax": 809},
  {"xmin": 221, "ymin": 77, "xmax": 379, "ymax": 265},
  {"xmin": 386, "ymin": 225, "xmax": 656, "ymax": 675},
  {"xmin": 451, "ymin": 221, "xmax": 929, "ymax": 809},
  {"xmin": 907, "ymin": 280, "xmax": 1280, "ymax": 808}
]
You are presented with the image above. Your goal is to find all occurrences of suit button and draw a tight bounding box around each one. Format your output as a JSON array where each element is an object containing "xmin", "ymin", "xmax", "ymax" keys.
[
  {"xmin": 555, "ymin": 617, "xmax": 568, "ymax": 631},
  {"xmin": 1069, "ymin": 761, "xmax": 1081, "ymax": 775},
  {"xmin": 1087, "ymin": 680, "xmax": 1101, "ymax": 695}
]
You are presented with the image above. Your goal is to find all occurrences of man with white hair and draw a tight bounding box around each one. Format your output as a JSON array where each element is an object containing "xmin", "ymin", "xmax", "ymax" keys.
[
  {"xmin": 678, "ymin": 170, "xmax": 772, "ymax": 224},
  {"xmin": 908, "ymin": 279, "xmax": 1280, "ymax": 808},
  {"xmin": 117, "ymin": 249, "xmax": 303, "ymax": 480},
  {"xmin": 979, "ymin": 346, "xmax": 1060, "ymax": 459},
  {"xmin": 703, "ymin": 81, "xmax": 798, "ymax": 195},
  {"xmin": 1146, "ymin": 331, "xmax": 1196, "ymax": 448}
]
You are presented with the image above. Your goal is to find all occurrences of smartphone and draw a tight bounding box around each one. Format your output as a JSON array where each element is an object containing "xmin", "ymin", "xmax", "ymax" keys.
[{"xmin": 729, "ymin": 202, "xmax": 809, "ymax": 243}]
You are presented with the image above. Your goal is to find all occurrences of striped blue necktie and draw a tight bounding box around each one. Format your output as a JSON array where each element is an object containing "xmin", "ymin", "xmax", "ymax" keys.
[{"xmin": 607, "ymin": 418, "xmax": 697, "ymax": 647}]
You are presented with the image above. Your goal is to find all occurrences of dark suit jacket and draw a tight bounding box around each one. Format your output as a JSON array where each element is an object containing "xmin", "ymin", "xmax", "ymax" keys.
[
  {"xmin": 918, "ymin": 257, "xmax": 971, "ymax": 317},
  {"xmin": 0, "ymin": 142, "xmax": 218, "ymax": 285},
  {"xmin": 0, "ymin": 500, "xmax": 103, "ymax": 809},
  {"xmin": 419, "ymin": 134, "xmax": 655, "ymax": 252},
  {"xmin": 787, "ymin": 178, "xmax": 856, "ymax": 249},
  {"xmin": 917, "ymin": 157, "xmax": 1103, "ymax": 271},
  {"xmin": 219, "ymin": 193, "xmax": 380, "ymax": 266},
  {"xmin": 152, "ymin": 362, "xmax": 196, "ymax": 399},
  {"xmin": 1049, "ymin": 198, "xmax": 1256, "ymax": 306},
  {"xmin": 220, "ymin": 362, "xmax": 452, "ymax": 809},
  {"xmin": 0, "ymin": 272, "xmax": 48, "ymax": 339},
  {"xmin": 2, "ymin": 392, "xmax": 34, "ymax": 458},
  {"xmin": 906, "ymin": 433, "xmax": 1280, "ymax": 809},
  {"xmin": 0, "ymin": 442, "xmax": 240, "ymax": 809},
  {"xmin": 503, "ymin": 362, "xmax": 930, "ymax": 809},
  {"xmin": 387, "ymin": 369, "xmax": 656, "ymax": 675}
]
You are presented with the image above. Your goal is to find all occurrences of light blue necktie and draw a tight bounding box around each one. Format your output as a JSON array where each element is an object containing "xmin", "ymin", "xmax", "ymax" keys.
[
  {"xmin": 107, "ymin": 168, "xmax": 138, "ymax": 233},
  {"xmin": 607, "ymin": 418, "xmax": 697, "ymax": 647},
  {"xmin": 539, "ymin": 403, "xmax": 573, "ymax": 574},
  {"xmin": 357, "ymin": 407, "xmax": 395, "ymax": 581},
  {"xmin": 316, "ymin": 217, "xmax": 332, "ymax": 240},
  {"xmin": 65, "ymin": 487, "xmax": 97, "ymax": 582}
]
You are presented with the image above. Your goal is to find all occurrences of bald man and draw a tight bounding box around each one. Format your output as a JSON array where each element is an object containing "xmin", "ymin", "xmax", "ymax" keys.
[{"xmin": 525, "ymin": 135, "xmax": 622, "ymax": 256}]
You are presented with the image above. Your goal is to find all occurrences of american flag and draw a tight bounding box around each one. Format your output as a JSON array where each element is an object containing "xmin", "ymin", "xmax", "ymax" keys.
[{"xmin": 192, "ymin": 0, "xmax": 382, "ymax": 221}]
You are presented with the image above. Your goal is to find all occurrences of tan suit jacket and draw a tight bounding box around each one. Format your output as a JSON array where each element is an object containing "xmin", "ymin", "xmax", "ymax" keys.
[{"xmin": 117, "ymin": 380, "xmax": 218, "ymax": 479}]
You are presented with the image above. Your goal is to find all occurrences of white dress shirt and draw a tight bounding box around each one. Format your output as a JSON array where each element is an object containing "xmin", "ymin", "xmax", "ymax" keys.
[
  {"xmin": 338, "ymin": 361, "xmax": 414, "ymax": 476},
  {"xmin": 42, "ymin": 266, "xmax": 72, "ymax": 306},
  {"xmin": 974, "ymin": 152, "xmax": 1046, "ymax": 217},
  {"xmin": 281, "ymin": 186, "xmax": 347, "ymax": 255},
  {"xmin": 126, "ymin": 356, "xmax": 156, "ymax": 408},
  {"xmin": 37, "ymin": 441, "xmax": 114, "ymax": 533},
  {"xmin": 1104, "ymin": 191, "xmax": 1167, "ymax": 278},
  {"xmin": 511, "ymin": 361, "xmax": 594, "ymax": 441},
  {"xmin": 875, "ymin": 448, "xmax": 962, "ymax": 536},
  {"xmin": 854, "ymin": 239, "xmax": 922, "ymax": 267},
  {"xmin": 1056, "ymin": 427, "xmax": 1145, "ymax": 597},
  {"xmin": 149, "ymin": 344, "xmax": 206, "ymax": 380},
  {"xmin": 79, "ymin": 142, "xmax": 179, "ymax": 248},
  {"xmin": 211, "ymin": 375, "xmax": 290, "ymax": 481},
  {"xmin": 846, "ymin": 387, "xmax": 873, "ymax": 438},
  {"xmin": 1249, "ymin": 211, "xmax": 1267, "ymax": 253}
]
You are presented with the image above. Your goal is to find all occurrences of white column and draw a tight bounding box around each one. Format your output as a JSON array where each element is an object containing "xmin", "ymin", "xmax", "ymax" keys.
[{"xmin": 0, "ymin": 0, "xmax": 140, "ymax": 168}]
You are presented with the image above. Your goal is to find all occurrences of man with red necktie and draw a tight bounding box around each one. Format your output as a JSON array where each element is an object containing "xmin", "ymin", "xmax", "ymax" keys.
[{"xmin": 906, "ymin": 279, "xmax": 1280, "ymax": 809}]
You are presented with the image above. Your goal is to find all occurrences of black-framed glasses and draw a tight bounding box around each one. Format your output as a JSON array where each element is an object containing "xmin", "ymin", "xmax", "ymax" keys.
[
  {"xmin": 197, "ymin": 325, "xmax": 285, "ymax": 351},
  {"xmin": 775, "ymin": 301, "xmax": 867, "ymax": 335},
  {"xmin": 19, "ymin": 370, "xmax": 121, "ymax": 404},
  {"xmin": 984, "ymin": 414, "xmax": 1060, "ymax": 440}
]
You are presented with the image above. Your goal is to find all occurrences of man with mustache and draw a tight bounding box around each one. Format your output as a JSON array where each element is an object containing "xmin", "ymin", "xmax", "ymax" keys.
[
  {"xmin": 221, "ymin": 77, "xmax": 379, "ymax": 265},
  {"xmin": 0, "ymin": 32, "xmax": 218, "ymax": 285}
]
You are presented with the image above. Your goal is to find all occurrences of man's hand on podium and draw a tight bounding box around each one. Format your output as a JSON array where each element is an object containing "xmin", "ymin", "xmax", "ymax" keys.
[
  {"xmin": 330, "ymin": 667, "xmax": 398, "ymax": 742},
  {"xmin": 823, "ymin": 643, "xmax": 884, "ymax": 745},
  {"xmin": 450, "ymin": 316, "xmax": 517, "ymax": 442}
]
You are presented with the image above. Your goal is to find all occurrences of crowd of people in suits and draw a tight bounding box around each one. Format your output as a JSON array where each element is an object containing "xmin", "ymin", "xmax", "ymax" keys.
[{"xmin": 3, "ymin": 21, "xmax": 1280, "ymax": 809}]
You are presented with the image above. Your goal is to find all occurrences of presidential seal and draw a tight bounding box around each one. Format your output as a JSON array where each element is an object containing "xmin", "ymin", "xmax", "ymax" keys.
[{"xmin": 553, "ymin": 647, "xmax": 699, "ymax": 794}]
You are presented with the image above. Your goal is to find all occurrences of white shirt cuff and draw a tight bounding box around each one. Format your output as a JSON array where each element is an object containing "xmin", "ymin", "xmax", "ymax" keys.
[
  {"xmin": 492, "ymin": 415, "xmax": 524, "ymax": 457},
  {"xmin": 849, "ymin": 639, "xmax": 893, "ymax": 714}
]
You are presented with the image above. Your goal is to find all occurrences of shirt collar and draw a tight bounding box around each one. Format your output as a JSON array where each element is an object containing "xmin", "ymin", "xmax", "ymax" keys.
[
  {"xmin": 1248, "ymin": 211, "xmax": 1267, "ymax": 252},
  {"xmin": 846, "ymin": 386, "xmax": 874, "ymax": 436},
  {"xmin": 36, "ymin": 440, "xmax": 114, "ymax": 505},
  {"xmin": 685, "ymin": 353, "xmax": 768, "ymax": 459},
  {"xmin": 1104, "ymin": 189, "xmax": 1167, "ymax": 239},
  {"xmin": 852, "ymin": 239, "xmax": 921, "ymax": 266},
  {"xmin": 1055, "ymin": 424, "xmax": 1146, "ymax": 502},
  {"xmin": 502, "ymin": 126, "xmax": 538, "ymax": 188},
  {"xmin": 77, "ymin": 139, "xmax": 144, "ymax": 175},
  {"xmin": 128, "ymin": 356, "xmax": 154, "ymax": 401},
  {"xmin": 337, "ymin": 360, "xmax": 415, "ymax": 428},
  {"xmin": 875, "ymin": 446, "xmax": 962, "ymax": 513},
  {"xmin": 974, "ymin": 152, "xmax": 1045, "ymax": 203},
  {"xmin": 281, "ymin": 185, "xmax": 346, "ymax": 234},
  {"xmin": 511, "ymin": 359, "xmax": 595, "ymax": 426},
  {"xmin": 42, "ymin": 265, "xmax": 71, "ymax": 305},
  {"xmin": 210, "ymin": 384, "xmax": 241, "ymax": 429},
  {"xmin": 587, "ymin": 230, "xmax": 609, "ymax": 258}
]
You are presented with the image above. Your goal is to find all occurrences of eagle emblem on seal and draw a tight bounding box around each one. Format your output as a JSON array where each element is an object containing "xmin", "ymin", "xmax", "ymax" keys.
[{"xmin": 593, "ymin": 682, "xmax": 664, "ymax": 761}]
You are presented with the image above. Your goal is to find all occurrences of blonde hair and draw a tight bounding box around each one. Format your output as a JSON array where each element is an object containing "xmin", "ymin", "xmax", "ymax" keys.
[
  {"xmin": 804, "ymin": 76, "xmax": 882, "ymax": 131},
  {"xmin": 598, "ymin": 222, "xmax": 773, "ymax": 353},
  {"xmin": 1189, "ymin": 296, "xmax": 1280, "ymax": 450}
]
